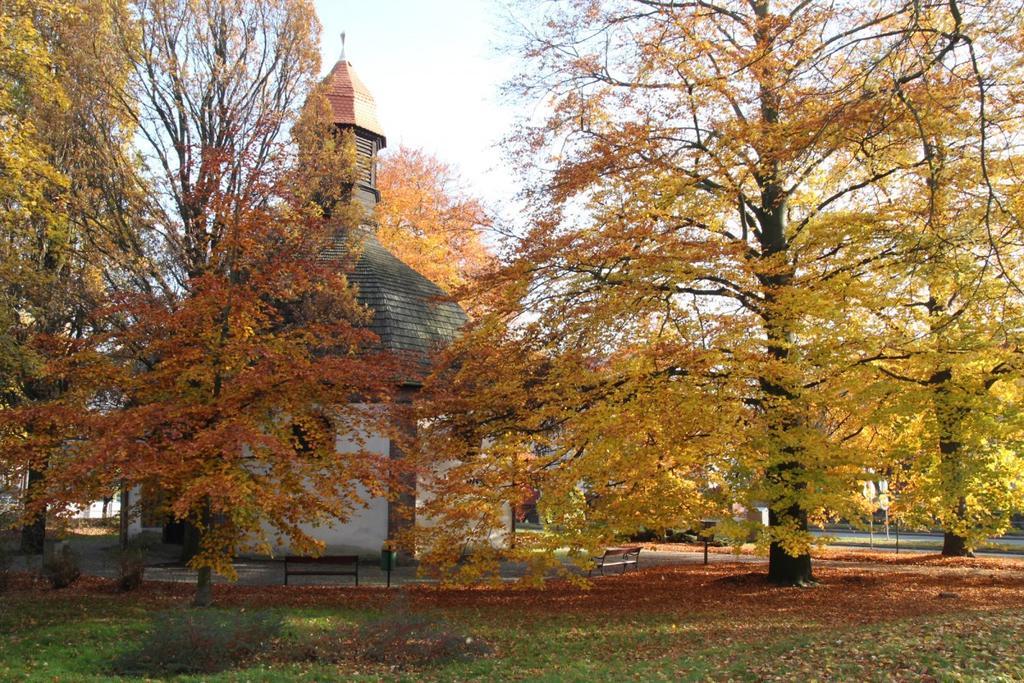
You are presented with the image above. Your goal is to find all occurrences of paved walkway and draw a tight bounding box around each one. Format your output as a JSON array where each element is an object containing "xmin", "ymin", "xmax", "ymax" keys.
[
  {"xmin": 15, "ymin": 535, "xmax": 1020, "ymax": 588},
  {"xmin": 12, "ymin": 536, "xmax": 765, "ymax": 587}
]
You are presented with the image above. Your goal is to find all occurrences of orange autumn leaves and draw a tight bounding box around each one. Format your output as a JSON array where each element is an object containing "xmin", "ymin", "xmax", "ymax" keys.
[
  {"xmin": 376, "ymin": 146, "xmax": 493, "ymax": 296},
  {"xmin": 409, "ymin": 0, "xmax": 1024, "ymax": 586}
]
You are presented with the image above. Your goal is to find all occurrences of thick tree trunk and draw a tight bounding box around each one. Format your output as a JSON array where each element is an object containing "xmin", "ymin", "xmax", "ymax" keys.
[
  {"xmin": 931, "ymin": 366, "xmax": 974, "ymax": 557},
  {"xmin": 19, "ymin": 469, "xmax": 45, "ymax": 555},
  {"xmin": 119, "ymin": 482, "xmax": 130, "ymax": 550},
  {"xmin": 387, "ymin": 389, "xmax": 419, "ymax": 565},
  {"xmin": 19, "ymin": 515, "xmax": 45, "ymax": 555},
  {"xmin": 766, "ymin": 477, "xmax": 814, "ymax": 586},
  {"xmin": 768, "ymin": 541, "xmax": 813, "ymax": 585},
  {"xmin": 754, "ymin": 0, "xmax": 814, "ymax": 587},
  {"xmin": 191, "ymin": 499, "xmax": 214, "ymax": 607},
  {"xmin": 941, "ymin": 496, "xmax": 973, "ymax": 557},
  {"xmin": 942, "ymin": 530, "xmax": 972, "ymax": 557},
  {"xmin": 193, "ymin": 566, "xmax": 213, "ymax": 607}
]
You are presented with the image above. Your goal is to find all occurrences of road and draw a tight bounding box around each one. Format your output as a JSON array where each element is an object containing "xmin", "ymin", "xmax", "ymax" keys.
[{"xmin": 811, "ymin": 527, "xmax": 1024, "ymax": 553}]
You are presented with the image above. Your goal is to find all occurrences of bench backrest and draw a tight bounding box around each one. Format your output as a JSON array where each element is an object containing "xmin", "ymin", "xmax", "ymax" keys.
[
  {"xmin": 285, "ymin": 555, "xmax": 359, "ymax": 565},
  {"xmin": 602, "ymin": 546, "xmax": 641, "ymax": 558}
]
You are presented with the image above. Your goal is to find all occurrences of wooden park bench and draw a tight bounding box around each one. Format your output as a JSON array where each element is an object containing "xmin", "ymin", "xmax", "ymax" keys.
[
  {"xmin": 284, "ymin": 555, "xmax": 359, "ymax": 586},
  {"xmin": 588, "ymin": 546, "xmax": 641, "ymax": 577}
]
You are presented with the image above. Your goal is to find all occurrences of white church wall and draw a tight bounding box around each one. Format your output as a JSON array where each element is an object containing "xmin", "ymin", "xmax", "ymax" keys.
[
  {"xmin": 127, "ymin": 484, "xmax": 153, "ymax": 536},
  {"xmin": 71, "ymin": 498, "xmax": 120, "ymax": 520},
  {"xmin": 416, "ymin": 453, "xmax": 514, "ymax": 552},
  {"xmin": 122, "ymin": 419, "xmax": 512, "ymax": 559},
  {"xmin": 126, "ymin": 409, "xmax": 394, "ymax": 555},
  {"xmin": 266, "ymin": 427, "xmax": 391, "ymax": 557}
]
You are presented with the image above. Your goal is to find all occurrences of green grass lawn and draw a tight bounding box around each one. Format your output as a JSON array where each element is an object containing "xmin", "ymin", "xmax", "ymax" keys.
[{"xmin": 3, "ymin": 567, "xmax": 1024, "ymax": 681}]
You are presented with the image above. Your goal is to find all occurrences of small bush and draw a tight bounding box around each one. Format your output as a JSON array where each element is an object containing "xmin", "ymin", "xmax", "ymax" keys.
[
  {"xmin": 0, "ymin": 542, "xmax": 12, "ymax": 594},
  {"xmin": 291, "ymin": 610, "xmax": 491, "ymax": 669},
  {"xmin": 113, "ymin": 609, "xmax": 283, "ymax": 676},
  {"xmin": 116, "ymin": 536, "xmax": 150, "ymax": 592},
  {"xmin": 0, "ymin": 509, "xmax": 14, "ymax": 593},
  {"xmin": 355, "ymin": 611, "xmax": 491, "ymax": 667},
  {"xmin": 41, "ymin": 544, "xmax": 81, "ymax": 589},
  {"xmin": 665, "ymin": 530, "xmax": 698, "ymax": 543}
]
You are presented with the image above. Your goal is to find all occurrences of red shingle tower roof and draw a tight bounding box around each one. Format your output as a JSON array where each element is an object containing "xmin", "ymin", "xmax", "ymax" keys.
[{"xmin": 323, "ymin": 58, "xmax": 386, "ymax": 140}]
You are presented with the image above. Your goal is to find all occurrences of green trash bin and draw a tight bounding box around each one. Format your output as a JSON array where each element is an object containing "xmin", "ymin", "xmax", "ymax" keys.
[{"xmin": 380, "ymin": 546, "xmax": 397, "ymax": 587}]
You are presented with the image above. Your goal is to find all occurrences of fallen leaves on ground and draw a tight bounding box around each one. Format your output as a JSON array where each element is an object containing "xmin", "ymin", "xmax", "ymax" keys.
[
  {"xmin": 813, "ymin": 549, "xmax": 1024, "ymax": 571},
  {"xmin": 6, "ymin": 560, "xmax": 1024, "ymax": 629}
]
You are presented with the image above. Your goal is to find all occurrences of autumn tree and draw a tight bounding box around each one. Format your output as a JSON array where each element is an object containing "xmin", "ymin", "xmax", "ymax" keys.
[
  {"xmin": 288, "ymin": 80, "xmax": 363, "ymax": 226},
  {"xmin": 416, "ymin": 0, "xmax": 1024, "ymax": 585},
  {"xmin": 865, "ymin": 59, "xmax": 1024, "ymax": 555},
  {"xmin": 0, "ymin": 0, "xmax": 140, "ymax": 552},
  {"xmin": 873, "ymin": 271, "xmax": 1024, "ymax": 557},
  {"xmin": 376, "ymin": 147, "xmax": 493, "ymax": 294},
  {"xmin": 2, "ymin": 0, "xmax": 404, "ymax": 607},
  {"xmin": 0, "ymin": 0, "xmax": 68, "ymax": 552}
]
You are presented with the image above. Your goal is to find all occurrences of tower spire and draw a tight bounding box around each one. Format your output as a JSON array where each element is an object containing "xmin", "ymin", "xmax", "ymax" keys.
[{"xmin": 321, "ymin": 45, "xmax": 386, "ymax": 209}]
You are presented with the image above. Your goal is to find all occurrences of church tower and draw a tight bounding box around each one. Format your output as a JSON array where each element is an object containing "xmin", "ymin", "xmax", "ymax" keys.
[
  {"xmin": 320, "ymin": 41, "xmax": 468, "ymax": 363},
  {"xmin": 318, "ymin": 40, "xmax": 471, "ymax": 551},
  {"xmin": 321, "ymin": 40, "xmax": 387, "ymax": 212}
]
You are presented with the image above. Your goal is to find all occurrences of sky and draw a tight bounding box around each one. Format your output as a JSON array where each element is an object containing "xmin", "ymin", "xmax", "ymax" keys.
[{"xmin": 312, "ymin": 0, "xmax": 520, "ymax": 218}]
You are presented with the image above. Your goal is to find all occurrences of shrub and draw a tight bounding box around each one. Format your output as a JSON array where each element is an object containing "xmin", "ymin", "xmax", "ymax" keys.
[
  {"xmin": 0, "ymin": 542, "xmax": 11, "ymax": 594},
  {"xmin": 353, "ymin": 611, "xmax": 491, "ymax": 667},
  {"xmin": 665, "ymin": 530, "xmax": 698, "ymax": 543},
  {"xmin": 116, "ymin": 536, "xmax": 150, "ymax": 592},
  {"xmin": 113, "ymin": 609, "xmax": 283, "ymax": 676},
  {"xmin": 0, "ymin": 509, "xmax": 14, "ymax": 593},
  {"xmin": 291, "ymin": 609, "xmax": 491, "ymax": 669},
  {"xmin": 41, "ymin": 544, "xmax": 81, "ymax": 589}
]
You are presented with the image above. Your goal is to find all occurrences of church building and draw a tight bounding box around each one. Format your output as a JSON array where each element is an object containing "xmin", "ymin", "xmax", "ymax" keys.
[{"xmin": 128, "ymin": 52, "xmax": 485, "ymax": 556}]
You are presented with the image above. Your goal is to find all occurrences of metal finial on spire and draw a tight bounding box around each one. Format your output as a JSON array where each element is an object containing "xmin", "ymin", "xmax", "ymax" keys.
[{"xmin": 340, "ymin": 31, "xmax": 347, "ymax": 61}]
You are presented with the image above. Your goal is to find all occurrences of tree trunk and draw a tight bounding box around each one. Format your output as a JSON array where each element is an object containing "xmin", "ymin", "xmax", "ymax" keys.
[
  {"xmin": 941, "ymin": 496, "xmax": 973, "ymax": 557},
  {"xmin": 193, "ymin": 566, "xmax": 213, "ymax": 607},
  {"xmin": 942, "ymin": 530, "xmax": 972, "ymax": 557},
  {"xmin": 768, "ymin": 542, "xmax": 813, "ymax": 585},
  {"xmin": 931, "ymin": 366, "xmax": 974, "ymax": 557},
  {"xmin": 387, "ymin": 390, "xmax": 419, "ymax": 565},
  {"xmin": 19, "ymin": 515, "xmax": 45, "ymax": 555},
  {"xmin": 191, "ymin": 499, "xmax": 213, "ymax": 607},
  {"xmin": 19, "ymin": 469, "xmax": 45, "ymax": 555},
  {"xmin": 119, "ymin": 482, "xmax": 130, "ymax": 550},
  {"xmin": 752, "ymin": 0, "xmax": 816, "ymax": 588},
  {"xmin": 760, "ymin": 316, "xmax": 813, "ymax": 585},
  {"xmin": 766, "ymin": 486, "xmax": 814, "ymax": 586}
]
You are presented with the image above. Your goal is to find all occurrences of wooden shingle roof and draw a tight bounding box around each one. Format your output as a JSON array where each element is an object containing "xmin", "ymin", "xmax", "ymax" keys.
[
  {"xmin": 329, "ymin": 229, "xmax": 468, "ymax": 365},
  {"xmin": 324, "ymin": 60, "xmax": 386, "ymax": 139}
]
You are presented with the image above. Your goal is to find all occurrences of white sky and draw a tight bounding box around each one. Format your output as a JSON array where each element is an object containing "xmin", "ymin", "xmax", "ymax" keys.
[{"xmin": 313, "ymin": 0, "xmax": 520, "ymax": 219}]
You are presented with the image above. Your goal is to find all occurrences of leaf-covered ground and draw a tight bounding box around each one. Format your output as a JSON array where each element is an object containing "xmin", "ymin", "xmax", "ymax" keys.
[
  {"xmin": 3, "ymin": 560, "xmax": 1024, "ymax": 681},
  {"xmin": 646, "ymin": 541, "xmax": 1024, "ymax": 565}
]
